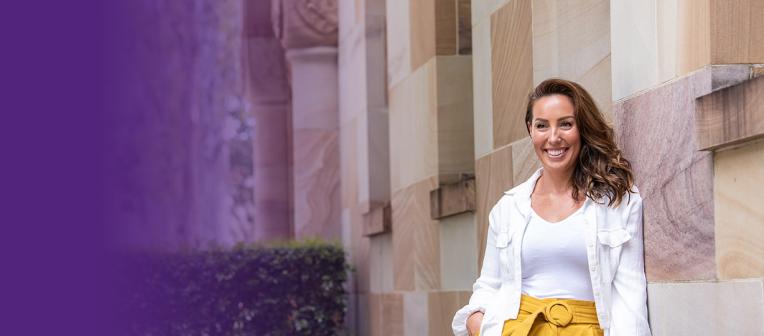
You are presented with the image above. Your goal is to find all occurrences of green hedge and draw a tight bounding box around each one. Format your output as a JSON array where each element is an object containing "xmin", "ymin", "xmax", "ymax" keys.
[{"xmin": 125, "ymin": 240, "xmax": 351, "ymax": 335}]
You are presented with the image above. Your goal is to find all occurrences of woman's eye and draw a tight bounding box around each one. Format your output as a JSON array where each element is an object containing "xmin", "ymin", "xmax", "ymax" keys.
[
  {"xmin": 535, "ymin": 123, "xmax": 547, "ymax": 129},
  {"xmin": 560, "ymin": 122, "xmax": 572, "ymax": 127}
]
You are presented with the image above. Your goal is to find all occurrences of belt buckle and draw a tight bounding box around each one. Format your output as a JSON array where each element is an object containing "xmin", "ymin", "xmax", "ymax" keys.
[{"xmin": 544, "ymin": 301, "xmax": 574, "ymax": 327}]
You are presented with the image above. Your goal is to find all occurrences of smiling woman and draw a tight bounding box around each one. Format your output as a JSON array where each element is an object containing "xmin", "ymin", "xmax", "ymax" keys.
[
  {"xmin": 453, "ymin": 79, "xmax": 651, "ymax": 336},
  {"xmin": 525, "ymin": 79, "xmax": 635, "ymax": 209}
]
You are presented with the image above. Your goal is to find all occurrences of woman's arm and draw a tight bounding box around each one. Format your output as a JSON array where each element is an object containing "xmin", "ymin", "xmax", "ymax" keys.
[
  {"xmin": 609, "ymin": 193, "xmax": 652, "ymax": 336},
  {"xmin": 452, "ymin": 206, "xmax": 503, "ymax": 336}
]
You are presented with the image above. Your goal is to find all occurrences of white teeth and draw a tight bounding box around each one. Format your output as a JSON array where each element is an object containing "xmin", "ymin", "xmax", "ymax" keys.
[{"xmin": 547, "ymin": 148, "xmax": 566, "ymax": 157}]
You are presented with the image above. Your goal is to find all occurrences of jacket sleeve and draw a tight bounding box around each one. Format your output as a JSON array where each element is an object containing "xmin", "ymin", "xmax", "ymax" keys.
[
  {"xmin": 452, "ymin": 206, "xmax": 503, "ymax": 336},
  {"xmin": 609, "ymin": 193, "xmax": 652, "ymax": 336}
]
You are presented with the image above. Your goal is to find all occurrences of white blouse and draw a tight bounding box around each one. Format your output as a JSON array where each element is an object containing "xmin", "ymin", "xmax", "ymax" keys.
[{"xmin": 521, "ymin": 208, "xmax": 594, "ymax": 301}]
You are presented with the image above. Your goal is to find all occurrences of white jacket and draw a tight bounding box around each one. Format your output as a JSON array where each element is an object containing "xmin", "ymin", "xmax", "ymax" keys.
[{"xmin": 452, "ymin": 169, "xmax": 651, "ymax": 336}]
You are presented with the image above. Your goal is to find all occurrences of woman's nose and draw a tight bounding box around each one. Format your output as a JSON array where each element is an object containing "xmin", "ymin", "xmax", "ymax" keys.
[{"xmin": 549, "ymin": 128, "xmax": 562, "ymax": 144}]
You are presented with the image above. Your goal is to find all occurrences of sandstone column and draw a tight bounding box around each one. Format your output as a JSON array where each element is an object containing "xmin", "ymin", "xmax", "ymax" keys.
[
  {"xmin": 275, "ymin": 0, "xmax": 341, "ymax": 240},
  {"xmin": 244, "ymin": 0, "xmax": 293, "ymax": 241},
  {"xmin": 383, "ymin": 0, "xmax": 476, "ymax": 333},
  {"xmin": 337, "ymin": 0, "xmax": 389, "ymax": 333}
]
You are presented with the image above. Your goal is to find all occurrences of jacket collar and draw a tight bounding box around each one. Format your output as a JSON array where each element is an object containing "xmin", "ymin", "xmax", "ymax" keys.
[
  {"xmin": 503, "ymin": 168, "xmax": 542, "ymax": 197},
  {"xmin": 503, "ymin": 168, "xmax": 541, "ymax": 218}
]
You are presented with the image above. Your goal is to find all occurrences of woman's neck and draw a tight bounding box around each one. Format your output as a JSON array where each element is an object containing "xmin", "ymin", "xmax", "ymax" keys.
[{"xmin": 536, "ymin": 168, "xmax": 574, "ymax": 195}]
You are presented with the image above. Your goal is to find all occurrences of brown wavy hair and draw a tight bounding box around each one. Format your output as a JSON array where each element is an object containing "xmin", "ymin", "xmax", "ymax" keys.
[{"xmin": 525, "ymin": 78, "xmax": 635, "ymax": 207}]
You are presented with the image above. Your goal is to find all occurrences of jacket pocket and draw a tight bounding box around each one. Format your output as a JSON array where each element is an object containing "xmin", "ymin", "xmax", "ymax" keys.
[
  {"xmin": 597, "ymin": 228, "xmax": 632, "ymax": 248},
  {"xmin": 496, "ymin": 230, "xmax": 512, "ymax": 248},
  {"xmin": 597, "ymin": 228, "xmax": 632, "ymax": 283},
  {"xmin": 496, "ymin": 231, "xmax": 513, "ymax": 282}
]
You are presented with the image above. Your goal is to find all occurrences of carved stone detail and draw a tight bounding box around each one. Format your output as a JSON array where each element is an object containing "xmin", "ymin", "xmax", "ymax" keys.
[
  {"xmin": 273, "ymin": 0, "xmax": 338, "ymax": 49},
  {"xmin": 295, "ymin": 0, "xmax": 337, "ymax": 35}
]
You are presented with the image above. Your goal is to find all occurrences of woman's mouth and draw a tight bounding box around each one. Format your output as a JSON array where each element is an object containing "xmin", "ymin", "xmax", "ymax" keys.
[{"xmin": 544, "ymin": 148, "xmax": 568, "ymax": 159}]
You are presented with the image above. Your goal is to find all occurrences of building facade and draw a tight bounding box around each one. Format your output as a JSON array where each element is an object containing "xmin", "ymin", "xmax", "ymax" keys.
[{"xmin": 115, "ymin": 0, "xmax": 764, "ymax": 334}]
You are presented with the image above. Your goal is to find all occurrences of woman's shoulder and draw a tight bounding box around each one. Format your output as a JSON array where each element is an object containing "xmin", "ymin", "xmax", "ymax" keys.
[
  {"xmin": 599, "ymin": 185, "xmax": 643, "ymax": 218},
  {"xmin": 620, "ymin": 185, "xmax": 642, "ymax": 203},
  {"xmin": 488, "ymin": 193, "xmax": 516, "ymax": 218},
  {"xmin": 599, "ymin": 184, "xmax": 642, "ymax": 204},
  {"xmin": 624, "ymin": 185, "xmax": 643, "ymax": 205},
  {"xmin": 629, "ymin": 184, "xmax": 641, "ymax": 196}
]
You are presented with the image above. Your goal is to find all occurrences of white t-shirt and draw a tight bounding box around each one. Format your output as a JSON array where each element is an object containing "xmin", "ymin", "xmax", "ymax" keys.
[{"xmin": 520, "ymin": 207, "xmax": 594, "ymax": 301}]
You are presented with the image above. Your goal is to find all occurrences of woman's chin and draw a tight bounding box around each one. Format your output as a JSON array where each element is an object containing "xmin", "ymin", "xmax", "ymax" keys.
[{"xmin": 540, "ymin": 161, "xmax": 573, "ymax": 174}]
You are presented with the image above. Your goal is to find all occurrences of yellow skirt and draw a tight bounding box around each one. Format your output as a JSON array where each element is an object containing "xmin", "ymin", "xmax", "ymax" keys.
[{"xmin": 497, "ymin": 294, "xmax": 604, "ymax": 336}]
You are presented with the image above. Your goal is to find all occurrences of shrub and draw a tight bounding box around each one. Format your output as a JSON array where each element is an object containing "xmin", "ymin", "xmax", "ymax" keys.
[{"xmin": 122, "ymin": 240, "xmax": 350, "ymax": 335}]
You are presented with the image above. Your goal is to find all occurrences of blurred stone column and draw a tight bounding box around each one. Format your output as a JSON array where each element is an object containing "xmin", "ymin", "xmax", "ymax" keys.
[
  {"xmin": 244, "ymin": 0, "xmax": 293, "ymax": 241},
  {"xmin": 275, "ymin": 0, "xmax": 341, "ymax": 240},
  {"xmin": 105, "ymin": 0, "xmax": 249, "ymax": 249}
]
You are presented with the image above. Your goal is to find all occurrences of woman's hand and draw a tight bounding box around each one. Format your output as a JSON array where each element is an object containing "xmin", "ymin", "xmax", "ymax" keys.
[{"xmin": 467, "ymin": 311, "xmax": 484, "ymax": 336}]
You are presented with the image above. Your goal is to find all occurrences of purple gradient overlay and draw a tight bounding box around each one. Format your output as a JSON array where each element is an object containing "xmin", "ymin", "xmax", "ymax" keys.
[{"xmin": 1, "ymin": 0, "xmax": 273, "ymax": 334}]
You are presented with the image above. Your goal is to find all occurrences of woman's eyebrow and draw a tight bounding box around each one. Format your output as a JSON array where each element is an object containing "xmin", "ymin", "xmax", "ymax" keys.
[{"xmin": 533, "ymin": 116, "xmax": 575, "ymax": 122}]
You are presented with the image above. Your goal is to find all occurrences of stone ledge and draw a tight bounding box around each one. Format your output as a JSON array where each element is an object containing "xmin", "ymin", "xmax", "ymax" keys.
[
  {"xmin": 430, "ymin": 174, "xmax": 476, "ymax": 220},
  {"xmin": 696, "ymin": 74, "xmax": 764, "ymax": 151},
  {"xmin": 363, "ymin": 202, "xmax": 391, "ymax": 237}
]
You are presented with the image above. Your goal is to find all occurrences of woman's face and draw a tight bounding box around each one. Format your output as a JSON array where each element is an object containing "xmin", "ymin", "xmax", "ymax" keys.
[{"xmin": 528, "ymin": 94, "xmax": 581, "ymax": 176}]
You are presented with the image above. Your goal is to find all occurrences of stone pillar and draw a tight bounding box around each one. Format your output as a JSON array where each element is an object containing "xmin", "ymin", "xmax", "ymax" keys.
[
  {"xmin": 384, "ymin": 0, "xmax": 476, "ymax": 334},
  {"xmin": 337, "ymin": 0, "xmax": 389, "ymax": 333},
  {"xmin": 244, "ymin": 0, "xmax": 293, "ymax": 241},
  {"xmin": 275, "ymin": 0, "xmax": 341, "ymax": 240},
  {"xmin": 285, "ymin": 47, "xmax": 341, "ymax": 239}
]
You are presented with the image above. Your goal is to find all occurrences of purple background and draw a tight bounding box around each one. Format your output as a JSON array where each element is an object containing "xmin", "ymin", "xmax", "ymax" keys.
[{"xmin": 0, "ymin": 1, "xmax": 165, "ymax": 334}]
